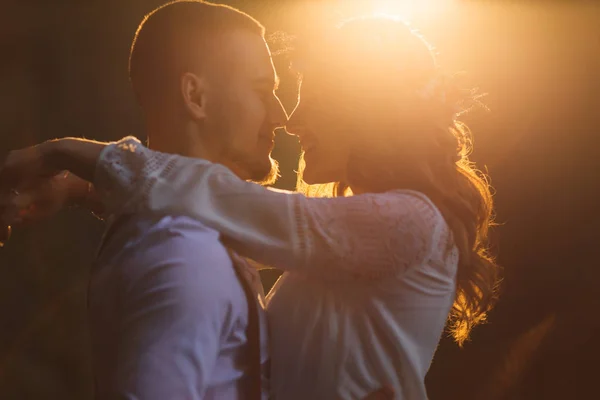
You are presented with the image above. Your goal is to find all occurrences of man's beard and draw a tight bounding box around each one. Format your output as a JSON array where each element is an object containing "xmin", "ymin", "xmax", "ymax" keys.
[
  {"xmin": 210, "ymin": 103, "xmax": 279, "ymax": 185},
  {"xmin": 247, "ymin": 154, "xmax": 280, "ymax": 185},
  {"xmin": 225, "ymin": 148, "xmax": 280, "ymax": 186}
]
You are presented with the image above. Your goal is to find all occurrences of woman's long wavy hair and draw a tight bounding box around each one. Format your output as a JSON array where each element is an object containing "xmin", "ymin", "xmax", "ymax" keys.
[{"xmin": 293, "ymin": 16, "xmax": 501, "ymax": 345}]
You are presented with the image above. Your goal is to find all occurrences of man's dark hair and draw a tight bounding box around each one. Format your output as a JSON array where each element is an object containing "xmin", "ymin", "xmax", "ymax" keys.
[{"xmin": 129, "ymin": 0, "xmax": 265, "ymax": 109}]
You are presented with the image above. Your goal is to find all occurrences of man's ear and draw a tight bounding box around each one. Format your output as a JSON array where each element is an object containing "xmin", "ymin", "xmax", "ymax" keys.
[{"xmin": 180, "ymin": 72, "xmax": 207, "ymax": 121}]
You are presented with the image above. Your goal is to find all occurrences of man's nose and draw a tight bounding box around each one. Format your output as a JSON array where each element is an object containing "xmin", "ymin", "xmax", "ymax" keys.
[{"xmin": 284, "ymin": 102, "xmax": 303, "ymax": 137}]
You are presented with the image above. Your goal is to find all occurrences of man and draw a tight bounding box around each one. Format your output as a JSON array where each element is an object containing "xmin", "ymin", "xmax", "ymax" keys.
[
  {"xmin": 3, "ymin": 1, "xmax": 286, "ymax": 399},
  {"xmin": 92, "ymin": 2, "xmax": 288, "ymax": 399}
]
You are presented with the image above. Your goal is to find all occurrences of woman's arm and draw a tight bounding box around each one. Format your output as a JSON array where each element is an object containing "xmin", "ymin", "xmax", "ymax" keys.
[
  {"xmin": 0, "ymin": 136, "xmax": 446, "ymax": 276},
  {"xmin": 0, "ymin": 138, "xmax": 108, "ymax": 227},
  {"xmin": 0, "ymin": 137, "xmax": 107, "ymax": 188},
  {"xmin": 95, "ymin": 138, "xmax": 447, "ymax": 278}
]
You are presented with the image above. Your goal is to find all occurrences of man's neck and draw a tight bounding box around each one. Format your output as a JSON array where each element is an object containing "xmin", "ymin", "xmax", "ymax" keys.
[{"xmin": 146, "ymin": 121, "xmax": 220, "ymax": 163}]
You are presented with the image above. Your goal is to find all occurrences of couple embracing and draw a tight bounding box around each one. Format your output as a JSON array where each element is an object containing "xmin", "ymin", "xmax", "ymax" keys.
[{"xmin": 0, "ymin": 1, "xmax": 499, "ymax": 399}]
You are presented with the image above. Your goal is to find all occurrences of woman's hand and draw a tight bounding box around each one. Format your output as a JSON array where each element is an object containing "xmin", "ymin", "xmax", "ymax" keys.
[
  {"xmin": 363, "ymin": 387, "xmax": 394, "ymax": 400},
  {"xmin": 0, "ymin": 171, "xmax": 89, "ymax": 223},
  {"xmin": 0, "ymin": 137, "xmax": 109, "ymax": 246},
  {"xmin": 0, "ymin": 225, "xmax": 11, "ymax": 247},
  {"xmin": 0, "ymin": 141, "xmax": 66, "ymax": 246},
  {"xmin": 0, "ymin": 140, "xmax": 62, "ymax": 192},
  {"xmin": 0, "ymin": 172, "xmax": 92, "ymax": 245},
  {"xmin": 0, "ymin": 137, "xmax": 106, "ymax": 192}
]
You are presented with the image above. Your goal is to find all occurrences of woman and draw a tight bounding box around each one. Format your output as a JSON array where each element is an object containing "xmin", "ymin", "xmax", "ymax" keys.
[{"xmin": 2, "ymin": 16, "xmax": 498, "ymax": 399}]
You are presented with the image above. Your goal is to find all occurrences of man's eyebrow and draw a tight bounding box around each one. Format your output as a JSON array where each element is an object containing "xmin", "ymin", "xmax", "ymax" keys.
[{"xmin": 254, "ymin": 75, "xmax": 280, "ymax": 90}]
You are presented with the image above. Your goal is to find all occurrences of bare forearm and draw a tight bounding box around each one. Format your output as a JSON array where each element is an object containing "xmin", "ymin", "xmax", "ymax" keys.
[
  {"xmin": 64, "ymin": 173, "xmax": 105, "ymax": 216},
  {"xmin": 47, "ymin": 138, "xmax": 108, "ymax": 183},
  {"xmin": 43, "ymin": 138, "xmax": 108, "ymax": 215},
  {"xmin": 0, "ymin": 137, "xmax": 110, "ymax": 232}
]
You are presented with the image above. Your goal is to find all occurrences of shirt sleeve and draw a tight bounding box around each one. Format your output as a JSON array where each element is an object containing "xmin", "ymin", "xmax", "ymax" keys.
[
  {"xmin": 95, "ymin": 137, "xmax": 447, "ymax": 278},
  {"xmin": 110, "ymin": 216, "xmax": 231, "ymax": 399}
]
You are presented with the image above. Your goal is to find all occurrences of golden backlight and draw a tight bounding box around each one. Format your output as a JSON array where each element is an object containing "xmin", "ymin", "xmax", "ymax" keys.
[{"xmin": 370, "ymin": 0, "xmax": 455, "ymax": 21}]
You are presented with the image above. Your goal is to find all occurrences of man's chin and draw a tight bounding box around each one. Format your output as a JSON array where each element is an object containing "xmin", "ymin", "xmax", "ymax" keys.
[{"xmin": 250, "ymin": 158, "xmax": 279, "ymax": 186}]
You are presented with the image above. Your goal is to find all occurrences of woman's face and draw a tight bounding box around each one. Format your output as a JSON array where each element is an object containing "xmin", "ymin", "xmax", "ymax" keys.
[
  {"xmin": 285, "ymin": 18, "xmax": 438, "ymax": 186},
  {"xmin": 285, "ymin": 72, "xmax": 355, "ymax": 185}
]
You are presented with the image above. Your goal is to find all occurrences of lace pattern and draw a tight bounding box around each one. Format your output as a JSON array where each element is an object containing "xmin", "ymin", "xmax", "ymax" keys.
[
  {"xmin": 291, "ymin": 191, "xmax": 444, "ymax": 280},
  {"xmin": 95, "ymin": 137, "xmax": 454, "ymax": 281},
  {"xmin": 95, "ymin": 136, "xmax": 175, "ymax": 217}
]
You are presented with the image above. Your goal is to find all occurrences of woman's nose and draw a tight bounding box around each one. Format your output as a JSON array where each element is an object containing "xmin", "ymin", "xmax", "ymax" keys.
[{"xmin": 269, "ymin": 94, "xmax": 288, "ymax": 128}]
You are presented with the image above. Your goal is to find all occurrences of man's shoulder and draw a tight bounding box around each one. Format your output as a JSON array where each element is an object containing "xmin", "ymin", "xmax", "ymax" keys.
[
  {"xmin": 120, "ymin": 213, "xmax": 218, "ymax": 235},
  {"xmin": 101, "ymin": 213, "xmax": 233, "ymax": 271}
]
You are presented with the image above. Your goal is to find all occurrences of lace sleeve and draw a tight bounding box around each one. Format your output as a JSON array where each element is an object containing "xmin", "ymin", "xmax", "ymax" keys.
[{"xmin": 95, "ymin": 138, "xmax": 448, "ymax": 278}]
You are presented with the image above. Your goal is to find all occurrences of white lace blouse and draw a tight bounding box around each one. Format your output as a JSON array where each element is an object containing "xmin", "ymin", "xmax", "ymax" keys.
[{"xmin": 94, "ymin": 137, "xmax": 459, "ymax": 400}]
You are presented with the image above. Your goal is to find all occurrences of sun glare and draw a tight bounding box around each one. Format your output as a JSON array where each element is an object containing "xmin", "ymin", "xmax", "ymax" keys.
[{"xmin": 367, "ymin": 0, "xmax": 454, "ymax": 21}]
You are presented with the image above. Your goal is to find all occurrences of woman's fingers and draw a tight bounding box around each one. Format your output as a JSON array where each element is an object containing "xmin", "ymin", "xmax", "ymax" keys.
[
  {"xmin": 0, "ymin": 225, "xmax": 11, "ymax": 247},
  {"xmin": 0, "ymin": 146, "xmax": 50, "ymax": 191},
  {"xmin": 362, "ymin": 386, "xmax": 394, "ymax": 400}
]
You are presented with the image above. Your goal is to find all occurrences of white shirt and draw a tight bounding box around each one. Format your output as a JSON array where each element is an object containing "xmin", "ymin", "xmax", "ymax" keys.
[
  {"xmin": 95, "ymin": 137, "xmax": 459, "ymax": 400},
  {"xmin": 88, "ymin": 213, "xmax": 270, "ymax": 399}
]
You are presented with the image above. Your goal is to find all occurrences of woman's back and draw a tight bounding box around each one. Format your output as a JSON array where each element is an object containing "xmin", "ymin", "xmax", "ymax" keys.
[{"xmin": 266, "ymin": 190, "xmax": 458, "ymax": 399}]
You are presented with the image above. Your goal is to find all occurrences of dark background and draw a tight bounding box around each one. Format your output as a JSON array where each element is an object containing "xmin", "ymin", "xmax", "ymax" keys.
[{"xmin": 1, "ymin": 0, "xmax": 599, "ymax": 398}]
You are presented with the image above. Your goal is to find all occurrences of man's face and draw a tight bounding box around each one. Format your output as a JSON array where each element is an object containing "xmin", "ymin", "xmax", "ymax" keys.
[{"xmin": 202, "ymin": 30, "xmax": 287, "ymax": 183}]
